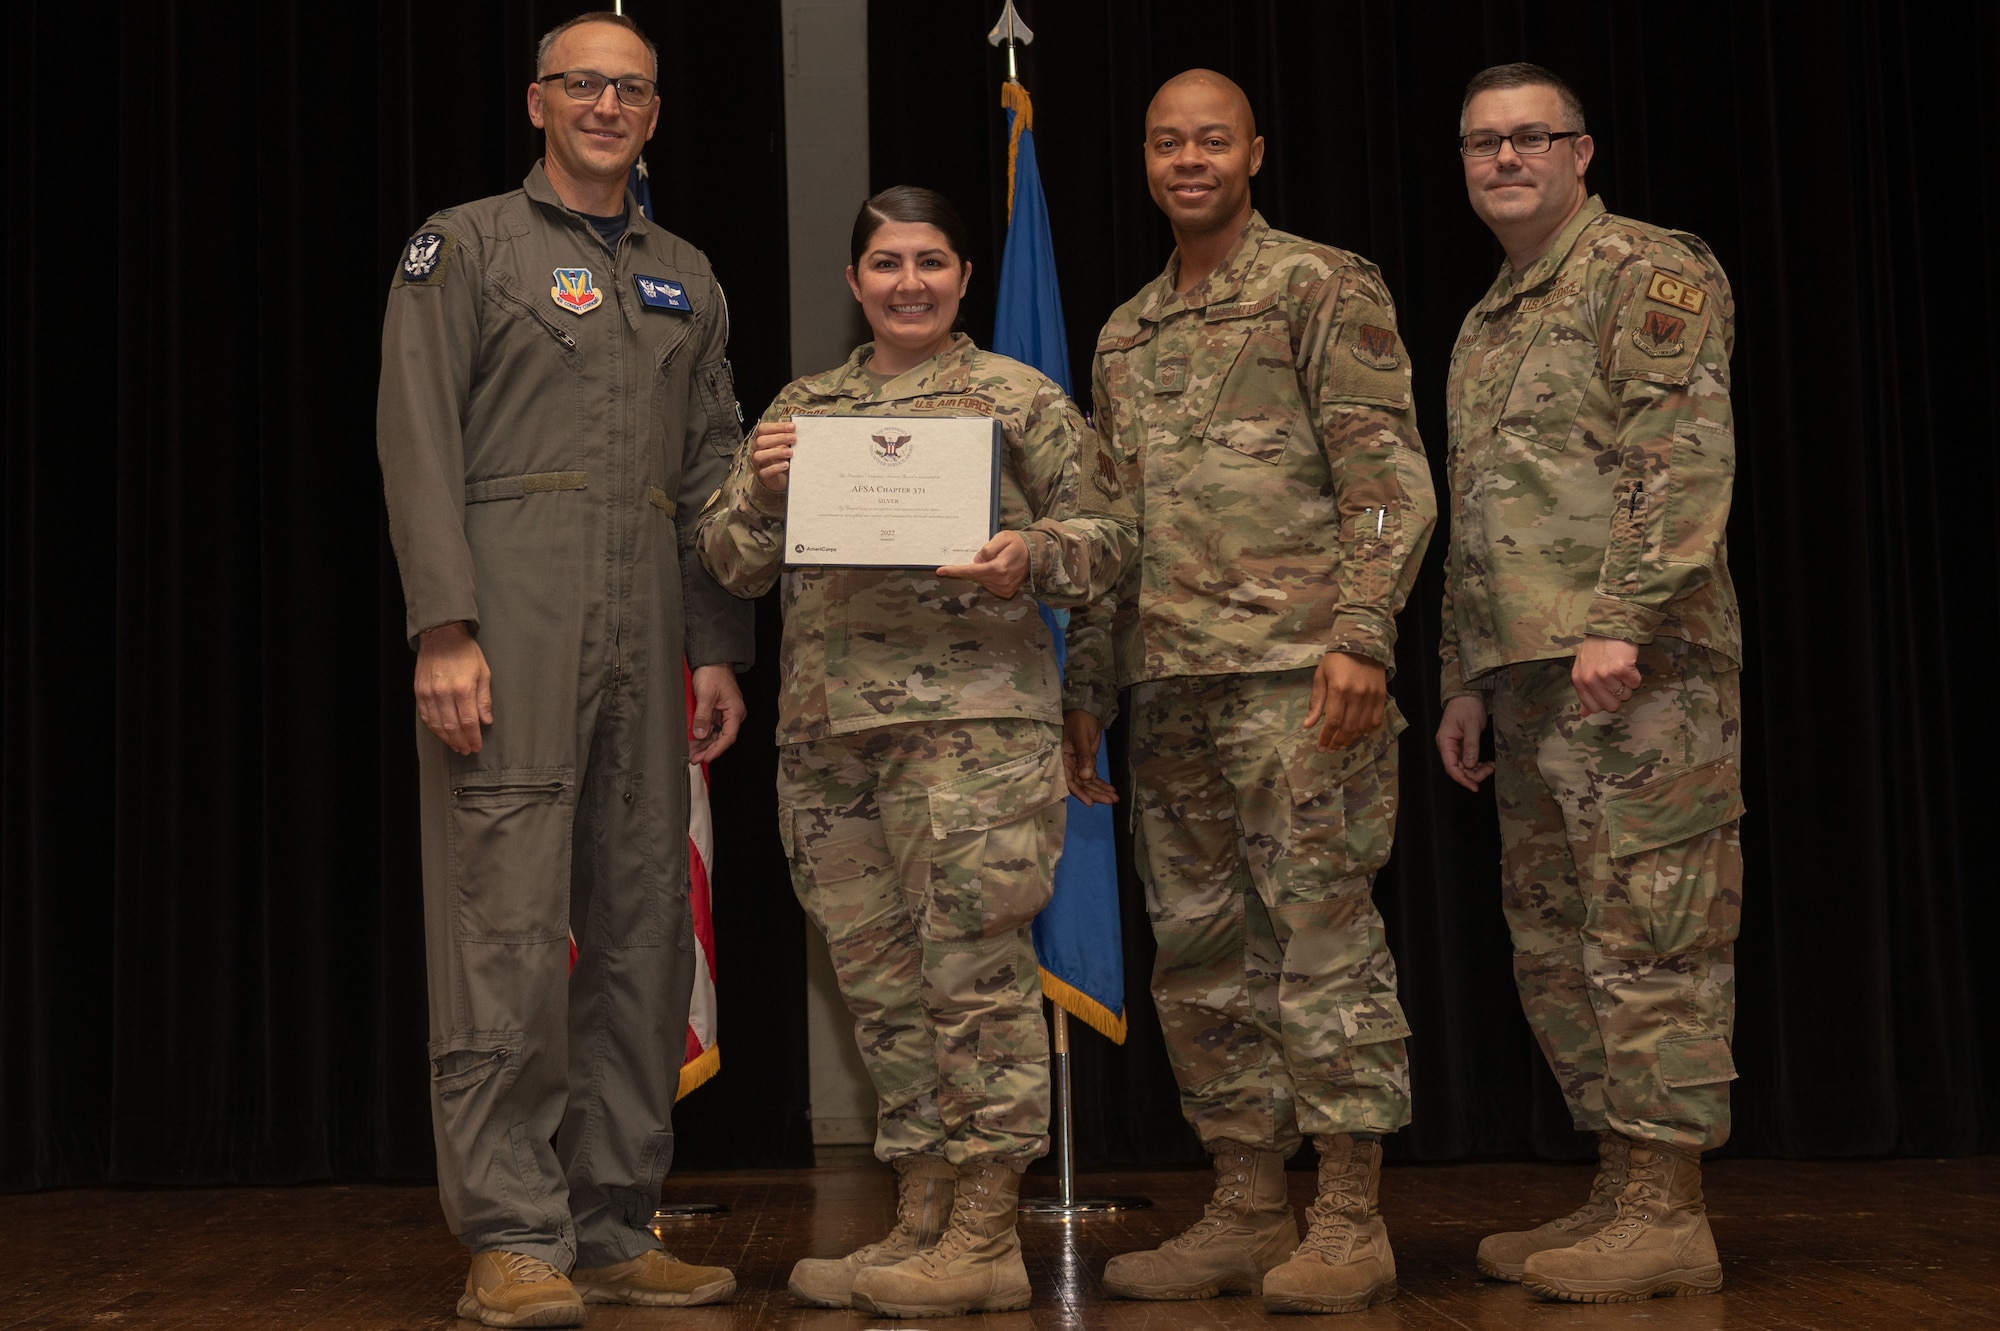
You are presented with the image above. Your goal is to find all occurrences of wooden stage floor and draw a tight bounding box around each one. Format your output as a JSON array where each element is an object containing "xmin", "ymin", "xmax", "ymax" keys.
[{"xmin": 2, "ymin": 1156, "xmax": 1994, "ymax": 1330}]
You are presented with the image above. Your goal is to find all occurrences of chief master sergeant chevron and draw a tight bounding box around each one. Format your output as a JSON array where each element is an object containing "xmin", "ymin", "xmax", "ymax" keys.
[
  {"xmin": 1436, "ymin": 62, "xmax": 1746, "ymax": 1303},
  {"xmin": 375, "ymin": 11, "xmax": 752, "ymax": 1327},
  {"xmin": 1062, "ymin": 69, "xmax": 1435, "ymax": 1315}
]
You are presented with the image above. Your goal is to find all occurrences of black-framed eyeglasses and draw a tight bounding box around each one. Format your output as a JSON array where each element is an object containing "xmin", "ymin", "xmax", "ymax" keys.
[
  {"xmin": 539, "ymin": 69, "xmax": 657, "ymax": 108},
  {"xmin": 1459, "ymin": 130, "xmax": 1582, "ymax": 157}
]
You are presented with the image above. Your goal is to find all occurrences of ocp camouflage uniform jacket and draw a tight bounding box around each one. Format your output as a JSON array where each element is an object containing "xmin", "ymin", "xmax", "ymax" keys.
[
  {"xmin": 1441, "ymin": 195, "xmax": 1742, "ymax": 698},
  {"xmin": 697, "ymin": 335, "xmax": 1136, "ymax": 745},
  {"xmin": 1064, "ymin": 212, "xmax": 1436, "ymax": 723}
]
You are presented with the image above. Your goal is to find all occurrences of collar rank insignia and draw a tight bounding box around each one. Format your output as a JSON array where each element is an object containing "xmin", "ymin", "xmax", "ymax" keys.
[
  {"xmin": 1351, "ymin": 324, "xmax": 1401, "ymax": 370},
  {"xmin": 871, "ymin": 426, "xmax": 913, "ymax": 465},
  {"xmin": 551, "ymin": 268, "xmax": 602, "ymax": 314},
  {"xmin": 1636, "ymin": 309, "xmax": 1687, "ymax": 358},
  {"xmin": 634, "ymin": 274, "xmax": 692, "ymax": 312}
]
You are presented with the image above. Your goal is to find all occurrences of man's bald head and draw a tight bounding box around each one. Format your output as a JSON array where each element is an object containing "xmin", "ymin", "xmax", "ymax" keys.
[
  {"xmin": 1142, "ymin": 69, "xmax": 1265, "ymax": 252},
  {"xmin": 1148, "ymin": 69, "xmax": 1257, "ymax": 141}
]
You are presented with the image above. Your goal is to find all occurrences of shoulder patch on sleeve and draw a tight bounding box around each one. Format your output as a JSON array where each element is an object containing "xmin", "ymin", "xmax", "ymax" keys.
[
  {"xmin": 1645, "ymin": 270, "xmax": 1706, "ymax": 315},
  {"xmin": 1325, "ymin": 292, "xmax": 1412, "ymax": 409},
  {"xmin": 392, "ymin": 230, "xmax": 456, "ymax": 289}
]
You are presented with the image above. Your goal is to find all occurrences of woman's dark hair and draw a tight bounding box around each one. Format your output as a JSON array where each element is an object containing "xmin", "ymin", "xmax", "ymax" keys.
[{"xmin": 849, "ymin": 186, "xmax": 972, "ymax": 269}]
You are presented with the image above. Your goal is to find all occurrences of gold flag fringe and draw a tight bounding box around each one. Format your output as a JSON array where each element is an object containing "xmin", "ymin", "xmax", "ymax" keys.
[
  {"xmin": 1040, "ymin": 966, "xmax": 1128, "ymax": 1044},
  {"xmin": 1001, "ymin": 81, "xmax": 1034, "ymax": 222}
]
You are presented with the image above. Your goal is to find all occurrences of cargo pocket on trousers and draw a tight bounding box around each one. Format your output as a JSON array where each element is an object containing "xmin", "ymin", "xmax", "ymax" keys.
[
  {"xmin": 1337, "ymin": 994, "xmax": 1414, "ymax": 1051},
  {"xmin": 1601, "ymin": 756, "xmax": 1745, "ymax": 861},
  {"xmin": 1596, "ymin": 756, "xmax": 1745, "ymax": 958},
  {"xmin": 925, "ymin": 743, "xmax": 1067, "ymax": 937},
  {"xmin": 1273, "ymin": 704, "xmax": 1407, "ymax": 883},
  {"xmin": 450, "ymin": 769, "xmax": 575, "ymax": 942},
  {"xmin": 780, "ymin": 800, "xmax": 896, "ymax": 938},
  {"xmin": 1658, "ymin": 1033, "xmax": 1738, "ymax": 1089}
]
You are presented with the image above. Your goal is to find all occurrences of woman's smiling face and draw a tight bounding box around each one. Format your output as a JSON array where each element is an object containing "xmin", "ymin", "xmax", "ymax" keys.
[{"xmin": 846, "ymin": 221, "xmax": 971, "ymax": 374}]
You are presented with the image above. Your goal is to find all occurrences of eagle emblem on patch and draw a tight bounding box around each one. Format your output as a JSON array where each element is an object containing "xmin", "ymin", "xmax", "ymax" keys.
[
  {"xmin": 1636, "ymin": 309, "xmax": 1687, "ymax": 358},
  {"xmin": 1351, "ymin": 323, "xmax": 1400, "ymax": 370},
  {"xmin": 550, "ymin": 268, "xmax": 602, "ymax": 314},
  {"xmin": 871, "ymin": 426, "xmax": 913, "ymax": 465},
  {"xmin": 396, "ymin": 231, "xmax": 451, "ymax": 286}
]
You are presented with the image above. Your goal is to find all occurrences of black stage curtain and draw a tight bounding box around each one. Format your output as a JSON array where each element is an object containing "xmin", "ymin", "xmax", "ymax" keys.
[
  {"xmin": 2, "ymin": 1, "xmax": 1994, "ymax": 1192},
  {"xmin": 867, "ymin": 0, "xmax": 2000, "ymax": 1166},
  {"xmin": 1, "ymin": 0, "xmax": 806, "ymax": 1189}
]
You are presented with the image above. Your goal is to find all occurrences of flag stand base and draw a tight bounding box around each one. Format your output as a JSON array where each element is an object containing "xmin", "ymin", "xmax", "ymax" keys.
[
  {"xmin": 651, "ymin": 1202, "xmax": 730, "ymax": 1228},
  {"xmin": 1018, "ymin": 1008, "xmax": 1152, "ymax": 1217}
]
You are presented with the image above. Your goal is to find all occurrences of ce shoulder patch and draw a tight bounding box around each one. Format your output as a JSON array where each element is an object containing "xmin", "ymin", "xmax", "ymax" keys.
[
  {"xmin": 1646, "ymin": 270, "xmax": 1706, "ymax": 315},
  {"xmin": 394, "ymin": 230, "xmax": 454, "ymax": 288}
]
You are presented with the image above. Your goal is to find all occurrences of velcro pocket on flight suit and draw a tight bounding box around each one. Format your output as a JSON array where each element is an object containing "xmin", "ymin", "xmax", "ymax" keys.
[
  {"xmin": 927, "ymin": 743, "xmax": 1067, "ymax": 840},
  {"xmin": 697, "ymin": 358, "xmax": 745, "ymax": 456},
  {"xmin": 1600, "ymin": 756, "xmax": 1745, "ymax": 860},
  {"xmin": 1200, "ymin": 293, "xmax": 1297, "ymax": 463},
  {"xmin": 1497, "ymin": 319, "xmax": 1591, "ymax": 450},
  {"xmin": 1657, "ymin": 1033, "xmax": 1738, "ymax": 1088},
  {"xmin": 449, "ymin": 768, "xmax": 575, "ymax": 942}
]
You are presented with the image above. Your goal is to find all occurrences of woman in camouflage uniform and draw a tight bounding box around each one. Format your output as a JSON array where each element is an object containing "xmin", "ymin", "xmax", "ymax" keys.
[{"xmin": 696, "ymin": 187, "xmax": 1133, "ymax": 1319}]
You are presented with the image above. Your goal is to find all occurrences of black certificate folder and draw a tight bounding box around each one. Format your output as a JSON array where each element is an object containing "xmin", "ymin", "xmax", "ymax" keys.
[{"xmin": 783, "ymin": 415, "xmax": 1003, "ymax": 569}]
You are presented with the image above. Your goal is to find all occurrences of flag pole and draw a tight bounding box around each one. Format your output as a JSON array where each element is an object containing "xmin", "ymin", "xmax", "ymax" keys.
[{"xmin": 984, "ymin": 1, "xmax": 1148, "ymax": 1216}]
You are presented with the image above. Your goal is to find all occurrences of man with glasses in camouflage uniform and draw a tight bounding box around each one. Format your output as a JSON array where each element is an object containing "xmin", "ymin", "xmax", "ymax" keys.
[{"xmin": 1438, "ymin": 61, "xmax": 1746, "ymax": 1304}]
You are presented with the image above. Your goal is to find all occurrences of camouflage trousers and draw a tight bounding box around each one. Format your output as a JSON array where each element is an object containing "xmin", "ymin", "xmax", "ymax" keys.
[
  {"xmin": 777, "ymin": 717, "xmax": 1064, "ymax": 1167},
  {"xmin": 1128, "ymin": 668, "xmax": 1413, "ymax": 1154},
  {"xmin": 1489, "ymin": 638, "xmax": 1745, "ymax": 1153}
]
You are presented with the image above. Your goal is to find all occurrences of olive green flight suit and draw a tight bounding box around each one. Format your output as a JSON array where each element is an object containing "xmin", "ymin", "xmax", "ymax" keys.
[{"xmin": 377, "ymin": 162, "xmax": 752, "ymax": 1269}]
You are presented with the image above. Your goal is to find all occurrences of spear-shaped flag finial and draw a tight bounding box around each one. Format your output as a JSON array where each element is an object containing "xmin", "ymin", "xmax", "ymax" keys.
[{"xmin": 986, "ymin": 0, "xmax": 1034, "ymax": 82}]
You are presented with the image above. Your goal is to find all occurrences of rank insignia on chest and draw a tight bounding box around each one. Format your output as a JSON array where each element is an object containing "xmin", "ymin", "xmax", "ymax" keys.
[
  {"xmin": 1154, "ymin": 355, "xmax": 1188, "ymax": 394},
  {"xmin": 1092, "ymin": 447, "xmax": 1123, "ymax": 500},
  {"xmin": 635, "ymin": 274, "xmax": 692, "ymax": 312},
  {"xmin": 551, "ymin": 267, "xmax": 602, "ymax": 314},
  {"xmin": 1635, "ymin": 309, "xmax": 1687, "ymax": 357},
  {"xmin": 1645, "ymin": 271, "xmax": 1706, "ymax": 315},
  {"xmin": 1351, "ymin": 324, "xmax": 1401, "ymax": 370}
]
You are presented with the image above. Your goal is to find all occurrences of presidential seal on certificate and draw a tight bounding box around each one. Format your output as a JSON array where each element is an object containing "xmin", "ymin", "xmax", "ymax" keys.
[{"xmin": 783, "ymin": 416, "xmax": 1002, "ymax": 567}]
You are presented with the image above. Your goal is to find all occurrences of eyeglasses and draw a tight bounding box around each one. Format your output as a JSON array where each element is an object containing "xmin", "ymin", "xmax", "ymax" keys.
[
  {"xmin": 1459, "ymin": 130, "xmax": 1582, "ymax": 157},
  {"xmin": 538, "ymin": 69, "xmax": 657, "ymax": 109}
]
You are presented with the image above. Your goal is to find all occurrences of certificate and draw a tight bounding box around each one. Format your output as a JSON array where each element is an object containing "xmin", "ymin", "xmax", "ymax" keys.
[{"xmin": 783, "ymin": 415, "xmax": 1002, "ymax": 567}]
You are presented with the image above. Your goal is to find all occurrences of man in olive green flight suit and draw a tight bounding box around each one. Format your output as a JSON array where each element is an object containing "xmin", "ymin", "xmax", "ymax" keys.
[{"xmin": 376, "ymin": 12, "xmax": 750, "ymax": 1327}]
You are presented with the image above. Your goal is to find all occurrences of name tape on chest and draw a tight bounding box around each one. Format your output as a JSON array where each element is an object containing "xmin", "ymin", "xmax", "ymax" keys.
[
  {"xmin": 635, "ymin": 274, "xmax": 692, "ymax": 312},
  {"xmin": 1646, "ymin": 271, "xmax": 1706, "ymax": 315}
]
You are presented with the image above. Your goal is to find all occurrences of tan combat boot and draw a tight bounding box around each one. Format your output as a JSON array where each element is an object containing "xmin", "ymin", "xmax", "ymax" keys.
[
  {"xmin": 1521, "ymin": 1140, "xmax": 1723, "ymax": 1302},
  {"xmin": 849, "ymin": 1159, "xmax": 1032, "ymax": 1317},
  {"xmin": 455, "ymin": 1250, "xmax": 584, "ymax": 1328},
  {"xmin": 570, "ymin": 1248, "xmax": 736, "ymax": 1306},
  {"xmin": 1102, "ymin": 1142, "xmax": 1297, "ymax": 1299},
  {"xmin": 1476, "ymin": 1131, "xmax": 1632, "ymax": 1280},
  {"xmin": 1262, "ymin": 1133, "xmax": 1397, "ymax": 1313},
  {"xmin": 789, "ymin": 1154, "xmax": 957, "ymax": 1307}
]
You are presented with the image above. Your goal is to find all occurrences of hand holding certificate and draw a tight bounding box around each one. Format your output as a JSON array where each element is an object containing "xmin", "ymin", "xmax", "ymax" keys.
[{"xmin": 779, "ymin": 416, "xmax": 1003, "ymax": 570}]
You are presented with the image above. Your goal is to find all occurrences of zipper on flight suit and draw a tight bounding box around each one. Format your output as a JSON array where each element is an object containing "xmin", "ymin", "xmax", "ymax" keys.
[{"xmin": 491, "ymin": 284, "xmax": 578, "ymax": 352}]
